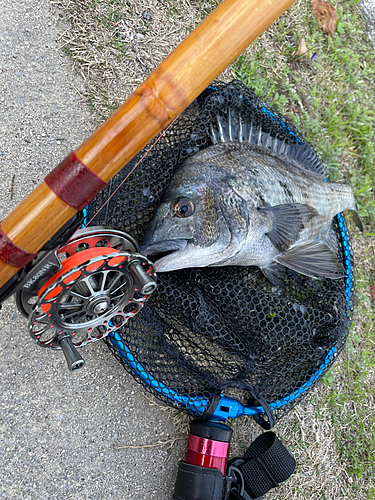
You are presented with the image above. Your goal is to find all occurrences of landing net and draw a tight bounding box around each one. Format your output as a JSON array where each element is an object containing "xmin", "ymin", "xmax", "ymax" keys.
[{"xmin": 88, "ymin": 81, "xmax": 354, "ymax": 425}]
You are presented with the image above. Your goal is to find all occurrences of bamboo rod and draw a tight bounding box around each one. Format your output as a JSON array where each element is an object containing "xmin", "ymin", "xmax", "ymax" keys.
[
  {"xmin": 76, "ymin": 0, "xmax": 296, "ymax": 180},
  {"xmin": 0, "ymin": 0, "xmax": 295, "ymax": 288}
]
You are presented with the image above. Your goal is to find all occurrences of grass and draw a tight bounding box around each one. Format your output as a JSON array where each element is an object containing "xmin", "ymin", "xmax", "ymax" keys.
[
  {"xmin": 233, "ymin": 1, "xmax": 375, "ymax": 497},
  {"xmin": 322, "ymin": 254, "xmax": 375, "ymax": 488},
  {"xmin": 51, "ymin": 0, "xmax": 375, "ymax": 498}
]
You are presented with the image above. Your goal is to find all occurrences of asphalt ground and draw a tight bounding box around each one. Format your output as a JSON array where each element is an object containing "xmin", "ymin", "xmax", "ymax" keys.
[{"xmin": 0, "ymin": 1, "xmax": 182, "ymax": 498}]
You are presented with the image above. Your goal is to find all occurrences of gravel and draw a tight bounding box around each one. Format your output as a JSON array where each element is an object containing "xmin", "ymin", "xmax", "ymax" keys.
[{"xmin": 0, "ymin": 1, "xmax": 182, "ymax": 498}]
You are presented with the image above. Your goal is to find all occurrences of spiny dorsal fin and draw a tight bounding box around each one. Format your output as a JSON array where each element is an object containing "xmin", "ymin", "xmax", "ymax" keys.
[{"xmin": 208, "ymin": 109, "xmax": 326, "ymax": 175}]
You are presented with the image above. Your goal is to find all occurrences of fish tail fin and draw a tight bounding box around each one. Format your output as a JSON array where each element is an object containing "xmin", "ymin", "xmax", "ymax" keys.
[
  {"xmin": 348, "ymin": 208, "xmax": 364, "ymax": 231},
  {"xmin": 328, "ymin": 181, "xmax": 364, "ymax": 232},
  {"xmin": 343, "ymin": 185, "xmax": 363, "ymax": 231}
]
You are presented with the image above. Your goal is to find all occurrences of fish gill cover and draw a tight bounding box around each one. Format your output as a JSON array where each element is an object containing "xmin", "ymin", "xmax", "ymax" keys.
[{"xmin": 88, "ymin": 81, "xmax": 355, "ymax": 426}]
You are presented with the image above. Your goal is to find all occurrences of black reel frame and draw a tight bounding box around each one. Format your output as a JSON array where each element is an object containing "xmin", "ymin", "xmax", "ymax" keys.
[{"xmin": 0, "ymin": 212, "xmax": 84, "ymax": 306}]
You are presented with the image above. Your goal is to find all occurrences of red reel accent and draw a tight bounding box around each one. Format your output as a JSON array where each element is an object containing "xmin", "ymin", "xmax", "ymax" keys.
[
  {"xmin": 38, "ymin": 247, "xmax": 119, "ymax": 311},
  {"xmin": 185, "ymin": 422, "xmax": 233, "ymax": 476}
]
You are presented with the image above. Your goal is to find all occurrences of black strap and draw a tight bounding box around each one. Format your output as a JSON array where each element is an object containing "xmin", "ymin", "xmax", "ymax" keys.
[
  {"xmin": 174, "ymin": 462, "xmax": 224, "ymax": 500},
  {"xmin": 227, "ymin": 432, "xmax": 296, "ymax": 500}
]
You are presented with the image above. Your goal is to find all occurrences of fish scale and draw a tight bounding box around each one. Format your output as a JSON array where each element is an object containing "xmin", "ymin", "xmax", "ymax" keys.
[{"xmin": 204, "ymin": 143, "xmax": 354, "ymax": 220}]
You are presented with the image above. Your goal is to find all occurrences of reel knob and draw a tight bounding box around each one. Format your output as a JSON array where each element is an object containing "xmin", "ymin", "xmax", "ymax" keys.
[
  {"xmin": 128, "ymin": 259, "xmax": 157, "ymax": 295},
  {"xmin": 59, "ymin": 335, "xmax": 85, "ymax": 372}
]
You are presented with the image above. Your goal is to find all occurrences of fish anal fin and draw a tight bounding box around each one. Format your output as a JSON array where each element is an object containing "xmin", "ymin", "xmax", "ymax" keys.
[
  {"xmin": 274, "ymin": 241, "xmax": 345, "ymax": 280},
  {"xmin": 261, "ymin": 262, "xmax": 288, "ymax": 287},
  {"xmin": 260, "ymin": 203, "xmax": 318, "ymax": 252}
]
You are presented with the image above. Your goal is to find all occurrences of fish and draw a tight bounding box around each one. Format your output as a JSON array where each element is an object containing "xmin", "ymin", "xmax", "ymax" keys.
[{"xmin": 140, "ymin": 110, "xmax": 362, "ymax": 284}]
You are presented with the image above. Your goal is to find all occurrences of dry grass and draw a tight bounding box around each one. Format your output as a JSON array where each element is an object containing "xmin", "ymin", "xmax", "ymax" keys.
[
  {"xmin": 49, "ymin": 0, "xmax": 375, "ymax": 498},
  {"xmin": 51, "ymin": 0, "xmax": 233, "ymax": 118},
  {"xmin": 235, "ymin": 393, "xmax": 363, "ymax": 499}
]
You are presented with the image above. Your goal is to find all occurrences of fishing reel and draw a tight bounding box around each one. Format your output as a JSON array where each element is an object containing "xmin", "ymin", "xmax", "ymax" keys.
[{"xmin": 14, "ymin": 226, "xmax": 157, "ymax": 372}]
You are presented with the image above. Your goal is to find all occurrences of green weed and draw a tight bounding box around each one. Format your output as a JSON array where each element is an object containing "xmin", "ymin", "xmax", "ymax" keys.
[
  {"xmin": 235, "ymin": 0, "xmax": 375, "ymax": 495},
  {"xmin": 62, "ymin": 45, "xmax": 72, "ymax": 59}
]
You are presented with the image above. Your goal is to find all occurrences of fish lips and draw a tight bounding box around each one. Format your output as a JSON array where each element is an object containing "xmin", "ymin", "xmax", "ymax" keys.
[{"xmin": 140, "ymin": 239, "xmax": 188, "ymax": 272}]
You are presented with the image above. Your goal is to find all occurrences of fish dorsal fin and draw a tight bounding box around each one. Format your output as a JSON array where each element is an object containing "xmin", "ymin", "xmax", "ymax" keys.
[
  {"xmin": 209, "ymin": 108, "xmax": 326, "ymax": 176},
  {"xmin": 274, "ymin": 241, "xmax": 345, "ymax": 279},
  {"xmin": 260, "ymin": 203, "xmax": 318, "ymax": 252}
]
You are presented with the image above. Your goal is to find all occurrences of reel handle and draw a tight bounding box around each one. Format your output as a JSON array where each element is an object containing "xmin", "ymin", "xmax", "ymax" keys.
[
  {"xmin": 59, "ymin": 336, "xmax": 85, "ymax": 372},
  {"xmin": 128, "ymin": 260, "xmax": 157, "ymax": 295}
]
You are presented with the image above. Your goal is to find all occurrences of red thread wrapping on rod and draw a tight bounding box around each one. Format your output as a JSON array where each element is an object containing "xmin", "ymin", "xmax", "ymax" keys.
[
  {"xmin": 45, "ymin": 151, "xmax": 107, "ymax": 211},
  {"xmin": 0, "ymin": 228, "xmax": 37, "ymax": 268}
]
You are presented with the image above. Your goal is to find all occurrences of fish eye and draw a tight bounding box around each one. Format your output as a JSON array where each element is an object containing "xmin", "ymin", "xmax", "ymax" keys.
[{"xmin": 173, "ymin": 197, "xmax": 195, "ymax": 218}]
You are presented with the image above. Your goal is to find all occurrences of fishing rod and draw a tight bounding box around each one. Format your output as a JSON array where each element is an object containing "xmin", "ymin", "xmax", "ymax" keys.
[{"xmin": 0, "ymin": 0, "xmax": 295, "ymax": 292}]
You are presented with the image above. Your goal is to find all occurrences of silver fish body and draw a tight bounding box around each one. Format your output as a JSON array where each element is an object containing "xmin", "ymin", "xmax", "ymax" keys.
[{"xmin": 141, "ymin": 118, "xmax": 360, "ymax": 282}]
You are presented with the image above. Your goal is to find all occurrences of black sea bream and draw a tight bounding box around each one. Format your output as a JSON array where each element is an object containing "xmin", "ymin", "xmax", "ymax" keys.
[{"xmin": 141, "ymin": 113, "xmax": 362, "ymax": 283}]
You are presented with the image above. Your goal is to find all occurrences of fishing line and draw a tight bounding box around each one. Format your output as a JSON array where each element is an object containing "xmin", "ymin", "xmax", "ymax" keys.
[
  {"xmin": 104, "ymin": 177, "xmax": 113, "ymax": 224},
  {"xmin": 85, "ymin": 115, "xmax": 180, "ymax": 227}
]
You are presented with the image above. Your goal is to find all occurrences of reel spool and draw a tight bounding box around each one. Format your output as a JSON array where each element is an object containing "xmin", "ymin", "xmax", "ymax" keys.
[
  {"xmin": 16, "ymin": 226, "xmax": 141, "ymax": 318},
  {"xmin": 19, "ymin": 227, "xmax": 157, "ymax": 371}
]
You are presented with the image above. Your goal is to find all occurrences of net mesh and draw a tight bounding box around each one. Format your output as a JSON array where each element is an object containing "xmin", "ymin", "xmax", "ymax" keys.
[{"xmin": 88, "ymin": 81, "xmax": 355, "ymax": 425}]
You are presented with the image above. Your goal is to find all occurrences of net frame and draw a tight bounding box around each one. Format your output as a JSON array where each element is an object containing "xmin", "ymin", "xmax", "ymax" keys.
[{"xmin": 88, "ymin": 81, "xmax": 355, "ymax": 426}]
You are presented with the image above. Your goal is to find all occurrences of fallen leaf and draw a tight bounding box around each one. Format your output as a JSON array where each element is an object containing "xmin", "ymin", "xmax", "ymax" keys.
[
  {"xmin": 291, "ymin": 38, "xmax": 308, "ymax": 61},
  {"xmin": 370, "ymin": 284, "xmax": 375, "ymax": 299},
  {"xmin": 311, "ymin": 0, "xmax": 337, "ymax": 39}
]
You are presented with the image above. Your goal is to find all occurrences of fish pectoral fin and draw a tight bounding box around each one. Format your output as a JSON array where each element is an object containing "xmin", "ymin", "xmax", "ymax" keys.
[
  {"xmin": 260, "ymin": 203, "xmax": 318, "ymax": 252},
  {"xmin": 274, "ymin": 241, "xmax": 345, "ymax": 279}
]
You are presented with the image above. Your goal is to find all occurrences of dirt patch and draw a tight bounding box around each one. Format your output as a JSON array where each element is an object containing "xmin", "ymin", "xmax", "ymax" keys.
[{"xmin": 52, "ymin": 0, "xmax": 234, "ymax": 117}]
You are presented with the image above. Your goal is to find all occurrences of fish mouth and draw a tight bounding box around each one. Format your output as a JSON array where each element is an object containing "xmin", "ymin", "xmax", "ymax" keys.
[{"xmin": 140, "ymin": 239, "xmax": 188, "ymax": 271}]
